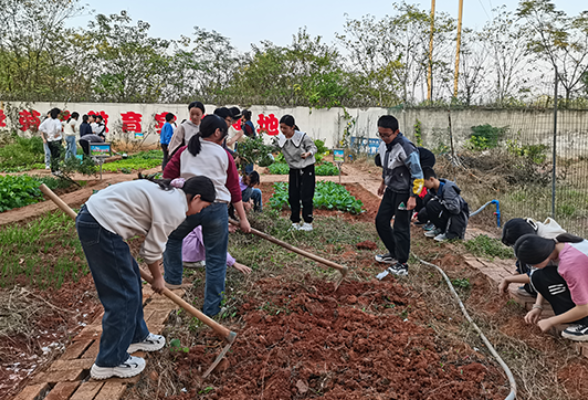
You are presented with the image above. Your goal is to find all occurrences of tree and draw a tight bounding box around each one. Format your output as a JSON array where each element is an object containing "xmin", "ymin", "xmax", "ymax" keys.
[
  {"xmin": 518, "ymin": 0, "xmax": 588, "ymax": 102},
  {"xmin": 87, "ymin": 11, "xmax": 174, "ymax": 103},
  {"xmin": 0, "ymin": 0, "xmax": 88, "ymax": 101}
]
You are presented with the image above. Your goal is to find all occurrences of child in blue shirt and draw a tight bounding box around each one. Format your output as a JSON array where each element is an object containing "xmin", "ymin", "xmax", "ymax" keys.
[{"xmin": 160, "ymin": 113, "xmax": 176, "ymax": 170}]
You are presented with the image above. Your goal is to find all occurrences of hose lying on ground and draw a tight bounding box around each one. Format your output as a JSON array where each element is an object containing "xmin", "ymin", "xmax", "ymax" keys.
[
  {"xmin": 469, "ymin": 199, "xmax": 501, "ymax": 227},
  {"xmin": 412, "ymin": 254, "xmax": 517, "ymax": 400}
]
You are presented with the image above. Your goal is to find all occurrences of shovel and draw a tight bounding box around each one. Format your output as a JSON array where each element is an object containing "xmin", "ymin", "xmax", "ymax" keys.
[
  {"xmin": 229, "ymin": 219, "xmax": 348, "ymax": 290},
  {"xmin": 39, "ymin": 183, "xmax": 236, "ymax": 378}
]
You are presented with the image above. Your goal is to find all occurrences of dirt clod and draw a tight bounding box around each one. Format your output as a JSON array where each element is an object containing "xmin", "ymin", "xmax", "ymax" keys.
[{"xmin": 356, "ymin": 240, "xmax": 377, "ymax": 250}]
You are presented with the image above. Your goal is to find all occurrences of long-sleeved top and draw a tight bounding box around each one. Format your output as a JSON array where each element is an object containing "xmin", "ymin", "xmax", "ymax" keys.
[
  {"xmin": 428, "ymin": 178, "xmax": 470, "ymax": 239},
  {"xmin": 168, "ymin": 121, "xmax": 200, "ymax": 155},
  {"xmin": 163, "ymin": 140, "xmax": 242, "ymax": 203},
  {"xmin": 79, "ymin": 122, "xmax": 93, "ymax": 137},
  {"xmin": 79, "ymin": 134, "xmax": 105, "ymax": 143},
  {"xmin": 160, "ymin": 122, "xmax": 174, "ymax": 145},
  {"xmin": 276, "ymin": 130, "xmax": 317, "ymax": 170},
  {"xmin": 183, "ymin": 226, "xmax": 235, "ymax": 266},
  {"xmin": 38, "ymin": 118, "xmax": 63, "ymax": 142},
  {"xmin": 377, "ymin": 132, "xmax": 424, "ymax": 197},
  {"xmin": 85, "ymin": 180, "xmax": 188, "ymax": 264}
]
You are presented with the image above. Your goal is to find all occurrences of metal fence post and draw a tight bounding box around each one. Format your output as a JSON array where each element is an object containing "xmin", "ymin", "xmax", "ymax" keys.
[{"xmin": 552, "ymin": 68, "xmax": 558, "ymax": 218}]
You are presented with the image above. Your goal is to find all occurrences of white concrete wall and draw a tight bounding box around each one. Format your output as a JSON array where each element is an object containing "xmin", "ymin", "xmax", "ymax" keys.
[{"xmin": 1, "ymin": 101, "xmax": 587, "ymax": 157}]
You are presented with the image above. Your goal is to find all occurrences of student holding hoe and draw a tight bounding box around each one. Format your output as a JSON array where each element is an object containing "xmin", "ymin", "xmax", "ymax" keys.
[{"xmin": 76, "ymin": 175, "xmax": 216, "ymax": 379}]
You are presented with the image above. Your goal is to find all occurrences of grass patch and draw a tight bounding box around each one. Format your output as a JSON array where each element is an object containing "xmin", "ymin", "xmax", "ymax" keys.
[
  {"xmin": 0, "ymin": 212, "xmax": 88, "ymax": 289},
  {"xmin": 463, "ymin": 234, "xmax": 513, "ymax": 260}
]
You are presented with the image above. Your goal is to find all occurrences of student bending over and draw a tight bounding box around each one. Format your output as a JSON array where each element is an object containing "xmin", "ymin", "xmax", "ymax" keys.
[
  {"xmin": 76, "ymin": 175, "xmax": 215, "ymax": 379},
  {"xmin": 514, "ymin": 233, "xmax": 588, "ymax": 341}
]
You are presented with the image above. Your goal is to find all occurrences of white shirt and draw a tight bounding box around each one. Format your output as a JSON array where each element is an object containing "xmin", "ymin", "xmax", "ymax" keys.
[
  {"xmin": 86, "ymin": 180, "xmax": 188, "ymax": 264},
  {"xmin": 38, "ymin": 118, "xmax": 63, "ymax": 141},
  {"xmin": 63, "ymin": 119, "xmax": 79, "ymax": 136}
]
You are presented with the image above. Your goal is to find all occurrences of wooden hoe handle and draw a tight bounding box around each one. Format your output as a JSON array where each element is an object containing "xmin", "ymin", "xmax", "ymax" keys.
[{"xmin": 39, "ymin": 184, "xmax": 235, "ymax": 343}]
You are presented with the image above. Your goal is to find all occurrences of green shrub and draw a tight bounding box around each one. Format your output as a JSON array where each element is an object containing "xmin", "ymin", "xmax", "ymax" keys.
[
  {"xmin": 270, "ymin": 181, "xmax": 363, "ymax": 214},
  {"xmin": 467, "ymin": 124, "xmax": 508, "ymax": 150},
  {"xmin": 0, "ymin": 136, "xmax": 44, "ymax": 169}
]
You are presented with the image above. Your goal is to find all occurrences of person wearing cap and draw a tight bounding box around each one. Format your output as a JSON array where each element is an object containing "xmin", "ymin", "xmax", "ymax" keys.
[
  {"xmin": 499, "ymin": 218, "xmax": 566, "ymax": 297},
  {"xmin": 76, "ymin": 174, "xmax": 215, "ymax": 380},
  {"xmin": 514, "ymin": 233, "xmax": 588, "ymax": 342}
]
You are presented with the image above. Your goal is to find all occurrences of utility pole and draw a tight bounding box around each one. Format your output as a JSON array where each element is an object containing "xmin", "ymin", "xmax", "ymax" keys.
[
  {"xmin": 427, "ymin": 0, "xmax": 436, "ymax": 102},
  {"xmin": 453, "ymin": 0, "xmax": 464, "ymax": 99}
]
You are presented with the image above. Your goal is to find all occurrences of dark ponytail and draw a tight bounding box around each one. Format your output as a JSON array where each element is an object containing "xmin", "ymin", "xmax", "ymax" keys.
[
  {"xmin": 555, "ymin": 233, "xmax": 584, "ymax": 243},
  {"xmin": 138, "ymin": 173, "xmax": 216, "ymax": 203},
  {"xmin": 187, "ymin": 114, "xmax": 227, "ymax": 156},
  {"xmin": 514, "ymin": 233, "xmax": 585, "ymax": 265},
  {"xmin": 67, "ymin": 112, "xmax": 80, "ymax": 124}
]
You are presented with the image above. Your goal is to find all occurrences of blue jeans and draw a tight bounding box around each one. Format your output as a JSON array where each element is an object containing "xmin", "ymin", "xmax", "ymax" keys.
[
  {"xmin": 242, "ymin": 187, "xmax": 263, "ymax": 211},
  {"xmin": 163, "ymin": 202, "xmax": 229, "ymax": 316},
  {"xmin": 76, "ymin": 206, "xmax": 149, "ymax": 367},
  {"xmin": 65, "ymin": 136, "xmax": 77, "ymax": 159},
  {"xmin": 43, "ymin": 142, "xmax": 51, "ymax": 168}
]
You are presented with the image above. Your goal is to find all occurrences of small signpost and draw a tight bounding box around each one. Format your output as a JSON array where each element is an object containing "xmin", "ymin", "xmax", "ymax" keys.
[
  {"xmin": 333, "ymin": 149, "xmax": 345, "ymax": 184},
  {"xmin": 90, "ymin": 143, "xmax": 112, "ymax": 180}
]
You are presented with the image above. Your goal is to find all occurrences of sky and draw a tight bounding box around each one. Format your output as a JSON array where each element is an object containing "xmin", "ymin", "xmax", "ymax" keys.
[{"xmin": 70, "ymin": 0, "xmax": 586, "ymax": 52}]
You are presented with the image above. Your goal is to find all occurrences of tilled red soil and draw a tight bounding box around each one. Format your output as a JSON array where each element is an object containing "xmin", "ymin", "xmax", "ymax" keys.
[{"xmin": 168, "ymin": 278, "xmax": 507, "ymax": 400}]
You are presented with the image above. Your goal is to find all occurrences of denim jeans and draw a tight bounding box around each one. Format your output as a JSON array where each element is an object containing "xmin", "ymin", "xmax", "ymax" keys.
[
  {"xmin": 163, "ymin": 202, "xmax": 229, "ymax": 316},
  {"xmin": 43, "ymin": 142, "xmax": 51, "ymax": 168},
  {"xmin": 65, "ymin": 136, "xmax": 77, "ymax": 159},
  {"xmin": 76, "ymin": 205, "xmax": 149, "ymax": 367},
  {"xmin": 242, "ymin": 187, "xmax": 263, "ymax": 211}
]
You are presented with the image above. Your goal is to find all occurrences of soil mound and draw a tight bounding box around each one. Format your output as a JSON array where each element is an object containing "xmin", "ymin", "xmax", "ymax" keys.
[{"xmin": 168, "ymin": 278, "xmax": 506, "ymax": 400}]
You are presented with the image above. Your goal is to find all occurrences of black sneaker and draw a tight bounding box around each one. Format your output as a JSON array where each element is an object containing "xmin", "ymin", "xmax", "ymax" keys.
[
  {"xmin": 375, "ymin": 253, "xmax": 397, "ymax": 264},
  {"xmin": 389, "ymin": 262, "xmax": 409, "ymax": 276},
  {"xmin": 562, "ymin": 324, "xmax": 588, "ymax": 341}
]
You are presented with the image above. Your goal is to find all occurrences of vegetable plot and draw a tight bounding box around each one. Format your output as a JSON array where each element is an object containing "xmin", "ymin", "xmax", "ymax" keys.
[
  {"xmin": 0, "ymin": 175, "xmax": 71, "ymax": 212},
  {"xmin": 102, "ymin": 150, "xmax": 163, "ymax": 172},
  {"xmin": 270, "ymin": 181, "xmax": 363, "ymax": 214},
  {"xmin": 268, "ymin": 161, "xmax": 339, "ymax": 176}
]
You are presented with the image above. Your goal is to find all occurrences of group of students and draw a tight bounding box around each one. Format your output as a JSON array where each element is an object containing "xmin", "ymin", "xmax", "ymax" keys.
[
  {"xmin": 38, "ymin": 108, "xmax": 106, "ymax": 174},
  {"xmin": 373, "ymin": 115, "xmax": 470, "ymax": 278},
  {"xmin": 78, "ymin": 102, "xmax": 318, "ymax": 380},
  {"xmin": 499, "ymin": 218, "xmax": 588, "ymax": 341}
]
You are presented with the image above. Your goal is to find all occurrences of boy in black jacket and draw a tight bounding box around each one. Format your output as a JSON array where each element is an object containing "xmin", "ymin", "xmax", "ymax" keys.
[{"xmin": 417, "ymin": 167, "xmax": 469, "ymax": 242}]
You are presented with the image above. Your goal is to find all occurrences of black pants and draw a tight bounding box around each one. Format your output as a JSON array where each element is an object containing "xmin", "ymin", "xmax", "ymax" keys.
[
  {"xmin": 418, "ymin": 198, "xmax": 449, "ymax": 232},
  {"xmin": 375, "ymin": 189, "xmax": 411, "ymax": 264},
  {"xmin": 161, "ymin": 144, "xmax": 169, "ymax": 171},
  {"xmin": 289, "ymin": 165, "xmax": 315, "ymax": 223},
  {"xmin": 531, "ymin": 267, "xmax": 588, "ymax": 325},
  {"xmin": 47, "ymin": 140, "xmax": 62, "ymax": 172},
  {"xmin": 80, "ymin": 140, "xmax": 90, "ymax": 156}
]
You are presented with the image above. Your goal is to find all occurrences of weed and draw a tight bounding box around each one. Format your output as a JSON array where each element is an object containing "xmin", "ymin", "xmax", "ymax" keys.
[
  {"xmin": 463, "ymin": 235, "xmax": 513, "ymax": 260},
  {"xmin": 451, "ymin": 278, "xmax": 471, "ymax": 289}
]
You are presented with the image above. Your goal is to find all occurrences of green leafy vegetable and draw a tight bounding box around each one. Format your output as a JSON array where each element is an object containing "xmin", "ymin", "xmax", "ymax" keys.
[{"xmin": 270, "ymin": 181, "xmax": 363, "ymax": 214}]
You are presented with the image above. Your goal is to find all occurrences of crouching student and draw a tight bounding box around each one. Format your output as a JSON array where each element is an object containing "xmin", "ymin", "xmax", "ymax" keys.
[
  {"xmin": 76, "ymin": 174, "xmax": 215, "ymax": 379},
  {"xmin": 417, "ymin": 167, "xmax": 469, "ymax": 242},
  {"xmin": 183, "ymin": 225, "xmax": 252, "ymax": 274},
  {"xmin": 240, "ymin": 171, "xmax": 262, "ymax": 212},
  {"xmin": 499, "ymin": 218, "xmax": 567, "ymax": 297},
  {"xmin": 514, "ymin": 233, "xmax": 588, "ymax": 341}
]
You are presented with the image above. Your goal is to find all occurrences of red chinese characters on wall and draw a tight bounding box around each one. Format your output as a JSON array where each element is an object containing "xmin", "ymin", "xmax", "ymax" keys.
[
  {"xmin": 121, "ymin": 112, "xmax": 142, "ymax": 133},
  {"xmin": 0, "ymin": 109, "xmax": 6, "ymax": 128},
  {"xmin": 18, "ymin": 110, "xmax": 41, "ymax": 132},
  {"xmin": 59, "ymin": 110, "xmax": 71, "ymax": 121},
  {"xmin": 88, "ymin": 111, "xmax": 110, "ymax": 132},
  {"xmin": 232, "ymin": 120, "xmax": 242, "ymax": 131},
  {"xmin": 154, "ymin": 112, "xmax": 170, "ymax": 134},
  {"xmin": 257, "ymin": 113, "xmax": 279, "ymax": 136}
]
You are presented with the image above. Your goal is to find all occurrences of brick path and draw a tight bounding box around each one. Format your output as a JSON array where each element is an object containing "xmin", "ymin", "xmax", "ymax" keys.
[{"xmin": 12, "ymin": 287, "xmax": 184, "ymax": 400}]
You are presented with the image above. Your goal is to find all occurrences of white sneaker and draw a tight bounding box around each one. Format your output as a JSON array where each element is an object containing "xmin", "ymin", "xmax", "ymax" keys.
[
  {"xmin": 45, "ymin": 165, "xmax": 50, "ymax": 170},
  {"xmin": 128, "ymin": 333, "xmax": 166, "ymax": 353},
  {"xmin": 90, "ymin": 356, "xmax": 145, "ymax": 380},
  {"xmin": 290, "ymin": 223, "xmax": 301, "ymax": 231},
  {"xmin": 434, "ymin": 233, "xmax": 448, "ymax": 242},
  {"xmin": 424, "ymin": 229, "xmax": 441, "ymax": 238},
  {"xmin": 299, "ymin": 222, "xmax": 313, "ymax": 231}
]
